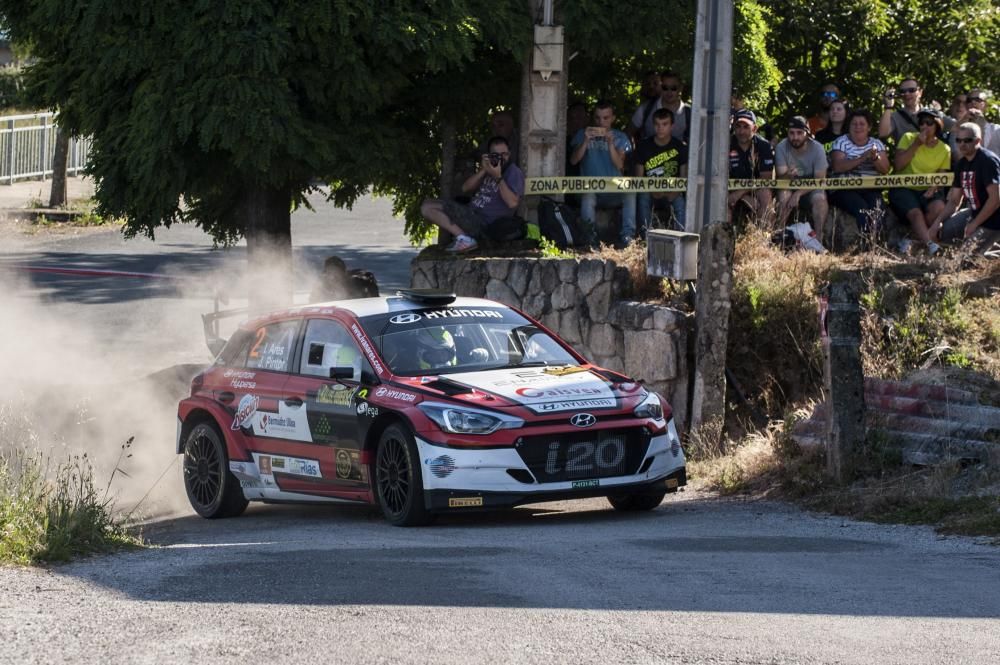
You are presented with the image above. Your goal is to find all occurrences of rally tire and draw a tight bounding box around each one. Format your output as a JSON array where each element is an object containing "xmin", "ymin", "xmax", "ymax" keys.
[
  {"xmin": 182, "ymin": 421, "xmax": 249, "ymax": 519},
  {"xmin": 607, "ymin": 489, "xmax": 667, "ymax": 512},
  {"xmin": 375, "ymin": 423, "xmax": 433, "ymax": 527}
]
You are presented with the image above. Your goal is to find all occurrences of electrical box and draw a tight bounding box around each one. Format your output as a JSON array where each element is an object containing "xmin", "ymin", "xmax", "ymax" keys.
[
  {"xmin": 532, "ymin": 25, "xmax": 563, "ymax": 81},
  {"xmin": 646, "ymin": 229, "xmax": 699, "ymax": 281}
]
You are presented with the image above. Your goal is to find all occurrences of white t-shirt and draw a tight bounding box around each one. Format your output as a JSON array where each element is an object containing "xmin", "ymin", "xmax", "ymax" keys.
[{"xmin": 831, "ymin": 134, "xmax": 886, "ymax": 177}]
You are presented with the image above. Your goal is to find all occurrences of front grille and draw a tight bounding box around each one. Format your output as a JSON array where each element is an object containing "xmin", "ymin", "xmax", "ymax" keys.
[{"xmin": 515, "ymin": 428, "xmax": 650, "ymax": 484}]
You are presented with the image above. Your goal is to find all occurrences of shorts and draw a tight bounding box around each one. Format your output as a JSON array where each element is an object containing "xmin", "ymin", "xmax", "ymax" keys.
[
  {"xmin": 794, "ymin": 190, "xmax": 825, "ymax": 211},
  {"xmin": 888, "ymin": 187, "xmax": 946, "ymax": 217},
  {"xmin": 440, "ymin": 199, "xmax": 488, "ymax": 238}
]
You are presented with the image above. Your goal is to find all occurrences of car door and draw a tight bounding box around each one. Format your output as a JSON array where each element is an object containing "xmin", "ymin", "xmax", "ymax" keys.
[{"xmin": 281, "ymin": 317, "xmax": 372, "ymax": 497}]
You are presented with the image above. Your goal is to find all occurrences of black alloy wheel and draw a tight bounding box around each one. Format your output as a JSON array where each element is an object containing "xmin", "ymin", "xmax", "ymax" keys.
[
  {"xmin": 183, "ymin": 422, "xmax": 248, "ymax": 519},
  {"xmin": 375, "ymin": 424, "xmax": 432, "ymax": 526}
]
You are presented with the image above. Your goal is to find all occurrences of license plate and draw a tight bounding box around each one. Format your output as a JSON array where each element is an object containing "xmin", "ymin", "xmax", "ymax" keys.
[{"xmin": 572, "ymin": 479, "xmax": 600, "ymax": 489}]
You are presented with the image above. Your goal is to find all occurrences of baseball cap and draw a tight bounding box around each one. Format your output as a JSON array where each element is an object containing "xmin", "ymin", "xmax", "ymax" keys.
[
  {"xmin": 733, "ymin": 109, "xmax": 756, "ymax": 126},
  {"xmin": 788, "ymin": 115, "xmax": 811, "ymax": 133}
]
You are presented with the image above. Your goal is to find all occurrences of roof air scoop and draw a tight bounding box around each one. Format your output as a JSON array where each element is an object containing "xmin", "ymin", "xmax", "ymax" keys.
[{"xmin": 395, "ymin": 289, "xmax": 457, "ymax": 306}]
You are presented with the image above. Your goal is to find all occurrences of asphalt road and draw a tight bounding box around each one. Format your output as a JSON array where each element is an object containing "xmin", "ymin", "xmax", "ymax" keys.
[
  {"xmin": 1, "ymin": 494, "xmax": 999, "ymax": 664},
  {"xmin": 2, "ymin": 183, "xmax": 999, "ymax": 664}
]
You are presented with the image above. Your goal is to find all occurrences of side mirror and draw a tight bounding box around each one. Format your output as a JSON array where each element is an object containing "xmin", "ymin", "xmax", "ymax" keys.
[{"xmin": 329, "ymin": 366, "xmax": 355, "ymax": 380}]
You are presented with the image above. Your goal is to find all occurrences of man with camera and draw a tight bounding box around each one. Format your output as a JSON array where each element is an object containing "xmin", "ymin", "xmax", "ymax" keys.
[
  {"xmin": 420, "ymin": 136, "xmax": 524, "ymax": 253},
  {"xmin": 570, "ymin": 100, "xmax": 635, "ymax": 247},
  {"xmin": 879, "ymin": 78, "xmax": 923, "ymax": 144}
]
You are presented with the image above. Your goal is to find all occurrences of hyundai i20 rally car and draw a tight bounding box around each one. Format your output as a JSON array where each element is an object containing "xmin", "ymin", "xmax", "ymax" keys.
[{"xmin": 177, "ymin": 289, "xmax": 686, "ymax": 526}]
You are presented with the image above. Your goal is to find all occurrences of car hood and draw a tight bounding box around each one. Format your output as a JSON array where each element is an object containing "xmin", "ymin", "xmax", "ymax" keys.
[{"xmin": 437, "ymin": 366, "xmax": 639, "ymax": 414}]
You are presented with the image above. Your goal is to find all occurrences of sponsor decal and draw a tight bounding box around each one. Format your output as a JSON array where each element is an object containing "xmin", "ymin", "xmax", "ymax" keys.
[
  {"xmin": 389, "ymin": 313, "xmax": 422, "ymax": 324},
  {"xmin": 259, "ymin": 455, "xmax": 272, "ymax": 475},
  {"xmin": 351, "ymin": 323, "xmax": 384, "ymax": 374},
  {"xmin": 516, "ymin": 386, "xmax": 604, "ymax": 399},
  {"xmin": 291, "ymin": 459, "xmax": 320, "ymax": 477},
  {"xmin": 231, "ymin": 394, "xmax": 260, "ymax": 431},
  {"xmin": 569, "ymin": 413, "xmax": 597, "ymax": 428},
  {"xmin": 426, "ymin": 455, "xmax": 456, "ymax": 478},
  {"xmin": 250, "ymin": 402, "xmax": 314, "ymax": 442},
  {"xmin": 374, "ymin": 386, "xmax": 417, "ymax": 402},
  {"xmin": 356, "ymin": 388, "xmax": 369, "ymax": 399},
  {"xmin": 317, "ymin": 384, "xmax": 356, "ymax": 407},
  {"xmin": 225, "ymin": 369, "xmax": 258, "ymax": 390},
  {"xmin": 313, "ymin": 414, "xmax": 333, "ymax": 438},
  {"xmin": 572, "ymin": 479, "xmax": 600, "ymax": 489},
  {"xmin": 356, "ymin": 402, "xmax": 379, "ymax": 417},
  {"xmin": 448, "ymin": 497, "xmax": 483, "ymax": 508},
  {"xmin": 271, "ymin": 456, "xmax": 286, "ymax": 469},
  {"xmin": 239, "ymin": 479, "xmax": 261, "ymax": 489},
  {"xmin": 423, "ymin": 309, "xmax": 503, "ymax": 320},
  {"xmin": 335, "ymin": 449, "xmax": 366, "ymax": 482},
  {"xmin": 543, "ymin": 366, "xmax": 588, "ymax": 376},
  {"xmin": 537, "ymin": 399, "xmax": 616, "ymax": 412}
]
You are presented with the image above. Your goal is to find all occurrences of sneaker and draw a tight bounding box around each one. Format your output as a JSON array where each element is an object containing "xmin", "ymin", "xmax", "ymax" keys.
[
  {"xmin": 897, "ymin": 239, "xmax": 913, "ymax": 255},
  {"xmin": 445, "ymin": 235, "xmax": 478, "ymax": 253},
  {"xmin": 927, "ymin": 242, "xmax": 941, "ymax": 256}
]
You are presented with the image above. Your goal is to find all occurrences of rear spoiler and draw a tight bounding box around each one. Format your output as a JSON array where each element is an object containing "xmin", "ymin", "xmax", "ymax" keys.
[{"xmin": 201, "ymin": 290, "xmax": 248, "ymax": 356}]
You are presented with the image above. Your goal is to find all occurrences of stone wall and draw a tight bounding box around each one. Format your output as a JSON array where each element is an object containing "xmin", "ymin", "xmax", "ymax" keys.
[{"xmin": 411, "ymin": 257, "xmax": 692, "ymax": 430}]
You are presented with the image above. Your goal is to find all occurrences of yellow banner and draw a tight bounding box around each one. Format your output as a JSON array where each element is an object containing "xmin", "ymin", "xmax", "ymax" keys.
[{"xmin": 525, "ymin": 173, "xmax": 952, "ymax": 194}]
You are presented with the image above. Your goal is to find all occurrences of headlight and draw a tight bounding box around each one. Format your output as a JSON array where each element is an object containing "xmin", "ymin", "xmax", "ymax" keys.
[
  {"xmin": 633, "ymin": 391, "xmax": 665, "ymax": 420},
  {"xmin": 418, "ymin": 402, "xmax": 524, "ymax": 435}
]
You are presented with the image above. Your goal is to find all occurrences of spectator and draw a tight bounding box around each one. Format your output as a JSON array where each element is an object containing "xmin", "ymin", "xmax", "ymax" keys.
[
  {"xmin": 310, "ymin": 256, "xmax": 351, "ymax": 303},
  {"xmin": 928, "ymin": 122, "xmax": 1000, "ymax": 253},
  {"xmin": 814, "ymin": 99, "xmax": 849, "ymax": 154},
  {"xmin": 477, "ymin": 109, "xmax": 520, "ymax": 167},
  {"xmin": 570, "ymin": 101, "xmax": 636, "ymax": 248},
  {"xmin": 829, "ymin": 109, "xmax": 890, "ymax": 235},
  {"xmin": 631, "ymin": 72, "xmax": 691, "ymax": 144},
  {"xmin": 727, "ymin": 109, "xmax": 775, "ymax": 224},
  {"xmin": 944, "ymin": 92, "xmax": 967, "ymax": 133},
  {"xmin": 878, "ymin": 78, "xmax": 922, "ymax": 143},
  {"xmin": 775, "ymin": 116, "xmax": 830, "ymax": 238},
  {"xmin": 888, "ymin": 109, "xmax": 951, "ymax": 255},
  {"xmin": 420, "ymin": 136, "xmax": 524, "ymax": 253},
  {"xmin": 962, "ymin": 89, "xmax": 1000, "ymax": 154},
  {"xmin": 634, "ymin": 108, "xmax": 688, "ymax": 235},
  {"xmin": 807, "ymin": 83, "xmax": 841, "ymax": 135},
  {"xmin": 565, "ymin": 100, "xmax": 589, "ymax": 206},
  {"xmin": 626, "ymin": 70, "xmax": 666, "ymax": 143}
]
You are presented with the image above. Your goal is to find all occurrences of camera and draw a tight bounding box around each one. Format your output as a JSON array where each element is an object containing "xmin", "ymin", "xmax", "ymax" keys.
[{"xmin": 488, "ymin": 152, "xmax": 502, "ymax": 167}]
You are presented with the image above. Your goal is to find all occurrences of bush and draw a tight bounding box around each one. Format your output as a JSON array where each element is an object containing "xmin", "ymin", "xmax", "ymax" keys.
[{"xmin": 0, "ymin": 66, "xmax": 27, "ymax": 111}]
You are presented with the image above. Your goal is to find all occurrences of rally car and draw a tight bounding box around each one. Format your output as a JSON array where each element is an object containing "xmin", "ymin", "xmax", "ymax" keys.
[{"xmin": 177, "ymin": 289, "xmax": 686, "ymax": 526}]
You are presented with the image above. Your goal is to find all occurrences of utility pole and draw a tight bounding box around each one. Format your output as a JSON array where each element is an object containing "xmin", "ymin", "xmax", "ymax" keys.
[
  {"xmin": 519, "ymin": 0, "xmax": 566, "ymax": 221},
  {"xmin": 686, "ymin": 0, "xmax": 735, "ymax": 434}
]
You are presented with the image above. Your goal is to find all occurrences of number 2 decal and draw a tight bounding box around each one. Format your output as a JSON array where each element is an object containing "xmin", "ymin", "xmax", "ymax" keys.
[{"xmin": 249, "ymin": 328, "xmax": 266, "ymax": 358}]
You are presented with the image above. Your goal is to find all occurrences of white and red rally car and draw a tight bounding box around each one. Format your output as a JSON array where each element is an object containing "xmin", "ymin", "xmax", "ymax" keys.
[{"xmin": 178, "ymin": 289, "xmax": 686, "ymax": 525}]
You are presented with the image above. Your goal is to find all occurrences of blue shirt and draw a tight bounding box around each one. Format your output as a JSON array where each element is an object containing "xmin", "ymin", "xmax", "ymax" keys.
[{"xmin": 571, "ymin": 128, "xmax": 632, "ymax": 177}]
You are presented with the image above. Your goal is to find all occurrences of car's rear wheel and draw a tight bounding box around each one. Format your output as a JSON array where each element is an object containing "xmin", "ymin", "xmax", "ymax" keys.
[
  {"xmin": 183, "ymin": 421, "xmax": 248, "ymax": 519},
  {"xmin": 375, "ymin": 423, "xmax": 433, "ymax": 526},
  {"xmin": 607, "ymin": 489, "xmax": 667, "ymax": 512}
]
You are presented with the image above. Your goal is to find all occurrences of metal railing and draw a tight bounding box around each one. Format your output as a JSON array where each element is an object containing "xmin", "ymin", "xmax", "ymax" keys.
[{"xmin": 0, "ymin": 112, "xmax": 92, "ymax": 184}]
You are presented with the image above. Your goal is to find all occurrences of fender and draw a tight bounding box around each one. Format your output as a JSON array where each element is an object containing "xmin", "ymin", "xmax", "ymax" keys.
[{"xmin": 177, "ymin": 395, "xmax": 253, "ymax": 463}]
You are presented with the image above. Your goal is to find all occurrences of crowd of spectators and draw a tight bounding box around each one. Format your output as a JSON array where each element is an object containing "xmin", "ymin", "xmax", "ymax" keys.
[{"xmin": 424, "ymin": 72, "xmax": 999, "ymax": 257}]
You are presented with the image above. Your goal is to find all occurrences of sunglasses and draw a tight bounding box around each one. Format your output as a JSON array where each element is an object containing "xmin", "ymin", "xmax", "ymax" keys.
[
  {"xmin": 662, "ymin": 85, "xmax": 679, "ymax": 91},
  {"xmin": 955, "ymin": 138, "xmax": 977, "ymax": 144},
  {"xmin": 898, "ymin": 87, "xmax": 919, "ymax": 94},
  {"xmin": 821, "ymin": 91, "xmax": 838, "ymax": 98},
  {"xmin": 967, "ymin": 97, "xmax": 985, "ymax": 103}
]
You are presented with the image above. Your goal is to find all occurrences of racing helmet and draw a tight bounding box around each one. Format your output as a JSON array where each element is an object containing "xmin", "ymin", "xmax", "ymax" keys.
[{"xmin": 416, "ymin": 327, "xmax": 457, "ymax": 369}]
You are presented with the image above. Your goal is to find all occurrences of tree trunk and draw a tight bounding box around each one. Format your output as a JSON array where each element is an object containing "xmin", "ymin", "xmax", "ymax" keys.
[
  {"xmin": 239, "ymin": 182, "xmax": 293, "ymax": 313},
  {"xmin": 48, "ymin": 127, "xmax": 70, "ymax": 208}
]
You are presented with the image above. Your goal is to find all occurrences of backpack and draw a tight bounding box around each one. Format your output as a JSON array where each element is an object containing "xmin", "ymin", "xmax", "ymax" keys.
[
  {"xmin": 537, "ymin": 197, "xmax": 584, "ymax": 249},
  {"xmin": 348, "ymin": 269, "xmax": 379, "ymax": 297}
]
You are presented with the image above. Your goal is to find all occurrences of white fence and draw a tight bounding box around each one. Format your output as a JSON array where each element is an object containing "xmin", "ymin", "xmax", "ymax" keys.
[{"xmin": 0, "ymin": 112, "xmax": 91, "ymax": 184}]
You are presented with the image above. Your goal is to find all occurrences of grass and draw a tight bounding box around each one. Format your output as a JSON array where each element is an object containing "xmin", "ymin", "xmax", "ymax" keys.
[{"xmin": 0, "ymin": 408, "xmax": 142, "ymax": 565}]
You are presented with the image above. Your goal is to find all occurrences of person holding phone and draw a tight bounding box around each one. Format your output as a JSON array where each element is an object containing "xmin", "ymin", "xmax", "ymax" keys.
[
  {"xmin": 570, "ymin": 100, "xmax": 635, "ymax": 247},
  {"xmin": 829, "ymin": 109, "xmax": 890, "ymax": 236}
]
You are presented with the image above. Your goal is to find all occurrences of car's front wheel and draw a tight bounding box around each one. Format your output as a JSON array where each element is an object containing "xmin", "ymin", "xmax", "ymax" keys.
[
  {"xmin": 183, "ymin": 421, "xmax": 248, "ymax": 519},
  {"xmin": 375, "ymin": 423, "xmax": 433, "ymax": 526},
  {"xmin": 607, "ymin": 489, "xmax": 666, "ymax": 512}
]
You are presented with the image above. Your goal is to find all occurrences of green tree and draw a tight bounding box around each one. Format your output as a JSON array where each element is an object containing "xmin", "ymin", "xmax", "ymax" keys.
[{"xmin": 0, "ymin": 0, "xmax": 530, "ymax": 307}]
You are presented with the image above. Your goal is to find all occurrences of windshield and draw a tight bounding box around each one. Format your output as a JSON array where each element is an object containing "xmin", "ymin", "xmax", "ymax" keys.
[{"xmin": 359, "ymin": 306, "xmax": 578, "ymax": 376}]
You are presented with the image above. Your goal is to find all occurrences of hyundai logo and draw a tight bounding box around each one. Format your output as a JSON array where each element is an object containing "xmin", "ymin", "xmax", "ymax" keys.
[
  {"xmin": 570, "ymin": 413, "xmax": 596, "ymax": 428},
  {"xmin": 389, "ymin": 313, "xmax": 421, "ymax": 324}
]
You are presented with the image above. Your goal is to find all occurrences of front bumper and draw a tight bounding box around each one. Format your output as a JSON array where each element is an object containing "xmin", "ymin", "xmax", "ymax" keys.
[{"xmin": 415, "ymin": 427, "xmax": 686, "ymax": 511}]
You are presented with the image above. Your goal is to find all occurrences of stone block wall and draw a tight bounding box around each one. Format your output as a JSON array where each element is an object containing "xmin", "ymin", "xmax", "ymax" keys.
[{"xmin": 411, "ymin": 257, "xmax": 692, "ymax": 430}]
